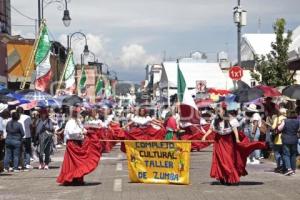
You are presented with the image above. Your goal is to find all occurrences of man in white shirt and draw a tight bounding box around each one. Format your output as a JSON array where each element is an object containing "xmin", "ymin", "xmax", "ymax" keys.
[{"xmin": 17, "ymin": 107, "xmax": 32, "ymax": 169}]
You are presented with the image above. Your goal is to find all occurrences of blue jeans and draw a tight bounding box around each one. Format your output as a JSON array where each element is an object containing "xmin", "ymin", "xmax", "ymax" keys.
[
  {"xmin": 282, "ymin": 143, "xmax": 298, "ymax": 171},
  {"xmin": 245, "ymin": 128, "xmax": 261, "ymax": 159},
  {"xmin": 4, "ymin": 139, "xmax": 21, "ymax": 170},
  {"xmin": 273, "ymin": 144, "xmax": 284, "ymax": 168},
  {"xmin": 23, "ymin": 138, "xmax": 32, "ymax": 166},
  {"xmin": 298, "ymin": 139, "xmax": 300, "ymax": 155}
]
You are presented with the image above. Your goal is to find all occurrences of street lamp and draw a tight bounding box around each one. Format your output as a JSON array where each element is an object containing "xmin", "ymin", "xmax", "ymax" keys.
[
  {"xmin": 109, "ymin": 70, "xmax": 118, "ymax": 81},
  {"xmin": 233, "ymin": 0, "xmax": 247, "ymax": 67},
  {"xmin": 100, "ymin": 63, "xmax": 110, "ymax": 75},
  {"xmin": 88, "ymin": 51, "xmax": 98, "ymax": 62},
  {"xmin": 38, "ymin": 0, "xmax": 71, "ymax": 28},
  {"xmin": 67, "ymin": 31, "xmax": 89, "ymax": 56},
  {"xmin": 62, "ymin": 2, "xmax": 71, "ymax": 27}
]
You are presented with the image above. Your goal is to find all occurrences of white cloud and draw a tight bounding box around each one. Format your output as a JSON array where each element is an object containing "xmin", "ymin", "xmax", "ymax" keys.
[
  {"xmin": 58, "ymin": 33, "xmax": 110, "ymax": 64},
  {"xmin": 116, "ymin": 44, "xmax": 160, "ymax": 69}
]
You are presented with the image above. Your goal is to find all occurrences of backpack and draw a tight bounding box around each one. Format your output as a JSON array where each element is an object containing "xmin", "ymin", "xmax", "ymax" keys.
[{"xmin": 259, "ymin": 120, "xmax": 268, "ymax": 135}]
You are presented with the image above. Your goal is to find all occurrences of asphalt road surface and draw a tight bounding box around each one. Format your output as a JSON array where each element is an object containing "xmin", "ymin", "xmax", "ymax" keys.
[{"xmin": 0, "ymin": 145, "xmax": 299, "ymax": 200}]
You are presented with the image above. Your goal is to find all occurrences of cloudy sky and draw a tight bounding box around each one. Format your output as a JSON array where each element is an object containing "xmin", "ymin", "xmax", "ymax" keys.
[{"xmin": 10, "ymin": 0, "xmax": 300, "ymax": 82}]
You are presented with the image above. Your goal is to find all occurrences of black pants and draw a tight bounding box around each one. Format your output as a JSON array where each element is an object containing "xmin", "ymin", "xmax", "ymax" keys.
[
  {"xmin": 23, "ymin": 138, "xmax": 32, "ymax": 166},
  {"xmin": 0, "ymin": 139, "xmax": 5, "ymax": 161}
]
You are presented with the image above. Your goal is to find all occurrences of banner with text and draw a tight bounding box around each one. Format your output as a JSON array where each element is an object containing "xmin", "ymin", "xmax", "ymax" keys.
[{"xmin": 125, "ymin": 141, "xmax": 191, "ymax": 185}]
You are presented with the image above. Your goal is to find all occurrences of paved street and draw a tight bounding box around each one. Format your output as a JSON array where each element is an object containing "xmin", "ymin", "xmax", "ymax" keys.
[{"xmin": 0, "ymin": 145, "xmax": 299, "ymax": 200}]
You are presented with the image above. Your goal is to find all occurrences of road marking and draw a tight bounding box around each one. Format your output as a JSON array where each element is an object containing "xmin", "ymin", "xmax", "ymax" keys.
[
  {"xmin": 101, "ymin": 157, "xmax": 121, "ymax": 160},
  {"xmin": 113, "ymin": 178, "xmax": 122, "ymax": 192},
  {"xmin": 51, "ymin": 157, "xmax": 64, "ymax": 162},
  {"xmin": 101, "ymin": 153, "xmax": 124, "ymax": 161},
  {"xmin": 116, "ymin": 162, "xmax": 123, "ymax": 171}
]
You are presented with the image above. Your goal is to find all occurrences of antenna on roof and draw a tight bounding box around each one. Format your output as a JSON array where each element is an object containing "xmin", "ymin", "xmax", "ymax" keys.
[
  {"xmin": 163, "ymin": 50, "xmax": 166, "ymax": 61},
  {"xmin": 257, "ymin": 17, "xmax": 261, "ymax": 33}
]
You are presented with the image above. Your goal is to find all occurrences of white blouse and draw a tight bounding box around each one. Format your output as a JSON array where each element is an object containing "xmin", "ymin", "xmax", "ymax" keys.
[
  {"xmin": 211, "ymin": 118, "xmax": 239, "ymax": 135},
  {"xmin": 102, "ymin": 114, "xmax": 114, "ymax": 128},
  {"xmin": 64, "ymin": 119, "xmax": 86, "ymax": 140},
  {"xmin": 85, "ymin": 119, "xmax": 104, "ymax": 128},
  {"xmin": 132, "ymin": 116, "xmax": 152, "ymax": 126}
]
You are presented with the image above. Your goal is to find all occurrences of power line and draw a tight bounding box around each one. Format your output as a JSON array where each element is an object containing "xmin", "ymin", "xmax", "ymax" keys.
[
  {"xmin": 10, "ymin": 5, "xmax": 36, "ymax": 21},
  {"xmin": 12, "ymin": 24, "xmax": 36, "ymax": 27}
]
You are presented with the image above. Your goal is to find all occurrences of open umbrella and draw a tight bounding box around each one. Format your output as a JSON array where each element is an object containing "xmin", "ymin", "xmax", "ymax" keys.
[
  {"xmin": 37, "ymin": 99, "xmax": 61, "ymax": 108},
  {"xmin": 195, "ymin": 99, "xmax": 214, "ymax": 108},
  {"xmin": 62, "ymin": 95, "xmax": 83, "ymax": 106},
  {"xmin": 0, "ymin": 94, "xmax": 17, "ymax": 104},
  {"xmin": 233, "ymin": 88, "xmax": 264, "ymax": 103},
  {"xmin": 16, "ymin": 89, "xmax": 53, "ymax": 101},
  {"xmin": 282, "ymin": 84, "xmax": 300, "ymax": 99},
  {"xmin": 0, "ymin": 88, "xmax": 12, "ymax": 95},
  {"xmin": 255, "ymin": 85, "xmax": 281, "ymax": 97}
]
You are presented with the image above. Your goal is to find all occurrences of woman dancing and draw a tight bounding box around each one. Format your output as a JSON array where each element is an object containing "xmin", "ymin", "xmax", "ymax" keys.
[
  {"xmin": 202, "ymin": 103, "xmax": 266, "ymax": 185},
  {"xmin": 57, "ymin": 107, "xmax": 102, "ymax": 185}
]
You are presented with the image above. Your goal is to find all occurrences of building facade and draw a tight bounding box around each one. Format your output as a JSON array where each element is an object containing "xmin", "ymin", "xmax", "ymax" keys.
[{"xmin": 0, "ymin": 0, "xmax": 11, "ymax": 34}]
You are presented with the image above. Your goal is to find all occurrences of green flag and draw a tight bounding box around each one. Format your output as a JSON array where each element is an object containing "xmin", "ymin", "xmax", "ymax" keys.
[
  {"xmin": 79, "ymin": 67, "xmax": 86, "ymax": 89},
  {"xmin": 64, "ymin": 51, "xmax": 76, "ymax": 89},
  {"xmin": 95, "ymin": 78, "xmax": 104, "ymax": 96},
  {"xmin": 177, "ymin": 61, "xmax": 197, "ymax": 109},
  {"xmin": 34, "ymin": 22, "xmax": 52, "ymax": 91},
  {"xmin": 105, "ymin": 80, "xmax": 112, "ymax": 97}
]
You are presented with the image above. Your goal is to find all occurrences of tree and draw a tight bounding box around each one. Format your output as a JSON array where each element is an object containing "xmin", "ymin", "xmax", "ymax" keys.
[{"xmin": 251, "ymin": 18, "xmax": 293, "ymax": 86}]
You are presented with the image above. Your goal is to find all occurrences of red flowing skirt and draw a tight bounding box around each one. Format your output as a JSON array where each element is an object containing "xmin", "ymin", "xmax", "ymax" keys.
[
  {"xmin": 103, "ymin": 123, "xmax": 125, "ymax": 153},
  {"xmin": 120, "ymin": 125, "xmax": 166, "ymax": 152},
  {"xmin": 56, "ymin": 128, "xmax": 103, "ymax": 185},
  {"xmin": 210, "ymin": 132, "xmax": 266, "ymax": 184},
  {"xmin": 125, "ymin": 125, "xmax": 166, "ymax": 140},
  {"xmin": 180, "ymin": 124, "xmax": 215, "ymax": 151}
]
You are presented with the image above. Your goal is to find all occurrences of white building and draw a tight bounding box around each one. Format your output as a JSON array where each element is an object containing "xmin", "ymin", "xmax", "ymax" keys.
[
  {"xmin": 241, "ymin": 33, "xmax": 276, "ymax": 68},
  {"xmin": 159, "ymin": 59, "xmax": 238, "ymax": 104},
  {"xmin": 241, "ymin": 29, "xmax": 300, "ymax": 84},
  {"xmin": 288, "ymin": 26, "xmax": 300, "ymax": 83}
]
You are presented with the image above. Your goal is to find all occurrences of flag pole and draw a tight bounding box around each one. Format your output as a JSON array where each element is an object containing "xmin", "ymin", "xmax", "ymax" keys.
[
  {"xmin": 176, "ymin": 59, "xmax": 181, "ymax": 116},
  {"xmin": 20, "ymin": 20, "xmax": 46, "ymax": 90},
  {"xmin": 56, "ymin": 50, "xmax": 72, "ymax": 95},
  {"xmin": 78, "ymin": 54, "xmax": 85, "ymax": 95}
]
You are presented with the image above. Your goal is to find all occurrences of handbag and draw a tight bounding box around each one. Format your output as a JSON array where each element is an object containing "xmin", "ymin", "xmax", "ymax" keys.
[{"xmin": 43, "ymin": 119, "xmax": 53, "ymax": 136}]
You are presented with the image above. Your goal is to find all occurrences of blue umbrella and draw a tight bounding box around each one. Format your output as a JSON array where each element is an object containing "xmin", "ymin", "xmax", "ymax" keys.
[
  {"xmin": 37, "ymin": 99, "xmax": 61, "ymax": 108},
  {"xmin": 16, "ymin": 89, "xmax": 53, "ymax": 101},
  {"xmin": 6, "ymin": 93, "xmax": 30, "ymax": 104}
]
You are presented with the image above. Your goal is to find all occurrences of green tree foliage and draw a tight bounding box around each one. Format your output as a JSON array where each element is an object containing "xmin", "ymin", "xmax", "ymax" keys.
[{"xmin": 251, "ymin": 18, "xmax": 293, "ymax": 86}]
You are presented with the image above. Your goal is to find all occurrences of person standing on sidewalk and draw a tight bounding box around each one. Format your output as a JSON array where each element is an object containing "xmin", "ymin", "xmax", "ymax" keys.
[
  {"xmin": 17, "ymin": 107, "xmax": 32, "ymax": 170},
  {"xmin": 4, "ymin": 111, "xmax": 25, "ymax": 172},
  {"xmin": 271, "ymin": 108, "xmax": 287, "ymax": 173},
  {"xmin": 0, "ymin": 104, "xmax": 9, "ymax": 172},
  {"xmin": 277, "ymin": 111, "xmax": 299, "ymax": 176},
  {"xmin": 244, "ymin": 104, "xmax": 263, "ymax": 164},
  {"xmin": 35, "ymin": 109, "xmax": 54, "ymax": 170}
]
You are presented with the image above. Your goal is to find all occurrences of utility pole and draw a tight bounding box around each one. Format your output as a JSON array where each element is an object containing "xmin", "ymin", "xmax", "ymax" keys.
[
  {"xmin": 237, "ymin": 0, "xmax": 241, "ymax": 67},
  {"xmin": 38, "ymin": 0, "xmax": 41, "ymax": 28},
  {"xmin": 233, "ymin": 0, "xmax": 247, "ymax": 67}
]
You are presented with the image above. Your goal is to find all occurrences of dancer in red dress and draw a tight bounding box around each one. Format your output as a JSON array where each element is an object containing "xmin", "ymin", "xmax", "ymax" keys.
[
  {"xmin": 57, "ymin": 107, "xmax": 103, "ymax": 185},
  {"xmin": 120, "ymin": 107, "xmax": 165, "ymax": 152},
  {"xmin": 123, "ymin": 107, "xmax": 165, "ymax": 140},
  {"xmin": 202, "ymin": 104, "xmax": 266, "ymax": 185}
]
